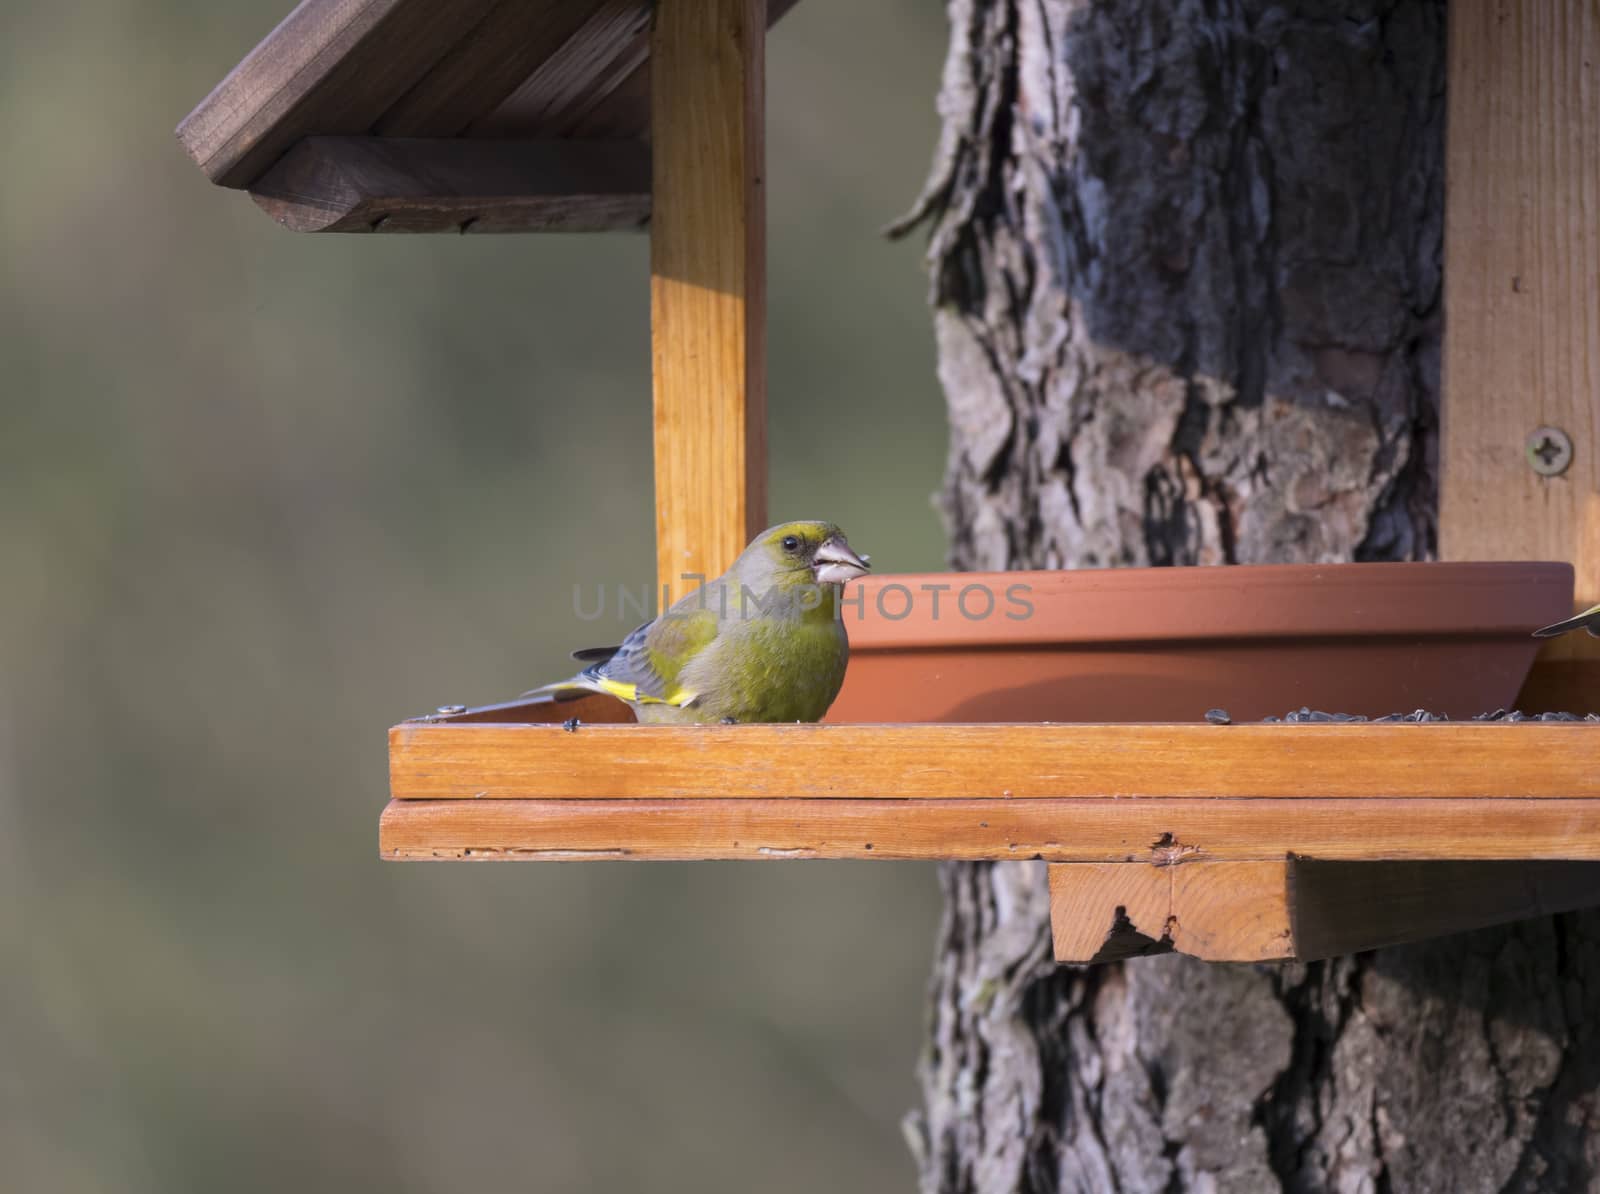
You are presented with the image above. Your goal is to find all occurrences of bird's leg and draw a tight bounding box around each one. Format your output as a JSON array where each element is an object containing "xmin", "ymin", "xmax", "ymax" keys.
[
  {"xmin": 562, "ymin": 717, "xmax": 581, "ymax": 732},
  {"xmin": 720, "ymin": 717, "xmax": 739, "ymax": 725}
]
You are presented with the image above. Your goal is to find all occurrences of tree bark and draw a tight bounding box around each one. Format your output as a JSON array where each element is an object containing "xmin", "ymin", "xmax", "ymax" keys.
[{"xmin": 897, "ymin": 2, "xmax": 1600, "ymax": 1190}]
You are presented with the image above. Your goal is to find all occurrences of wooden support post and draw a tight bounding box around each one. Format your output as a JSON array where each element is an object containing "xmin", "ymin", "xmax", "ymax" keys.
[
  {"xmin": 1441, "ymin": 0, "xmax": 1600, "ymax": 711},
  {"xmin": 650, "ymin": 0, "xmax": 767, "ymax": 599}
]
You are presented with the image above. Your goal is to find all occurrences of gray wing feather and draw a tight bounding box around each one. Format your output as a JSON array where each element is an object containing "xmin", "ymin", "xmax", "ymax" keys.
[{"xmin": 582, "ymin": 620, "xmax": 673, "ymax": 699}]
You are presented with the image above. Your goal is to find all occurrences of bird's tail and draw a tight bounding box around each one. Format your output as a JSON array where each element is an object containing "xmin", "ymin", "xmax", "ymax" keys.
[
  {"xmin": 519, "ymin": 644, "xmax": 623, "ymax": 700},
  {"xmin": 1532, "ymin": 604, "xmax": 1600, "ymax": 639},
  {"xmin": 518, "ymin": 676, "xmax": 605, "ymax": 702}
]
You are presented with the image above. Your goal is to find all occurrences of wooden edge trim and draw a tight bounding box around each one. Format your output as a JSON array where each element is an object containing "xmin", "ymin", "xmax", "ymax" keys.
[
  {"xmin": 248, "ymin": 136, "xmax": 650, "ymax": 232},
  {"xmin": 378, "ymin": 797, "xmax": 1600, "ymax": 864},
  {"xmin": 387, "ymin": 721, "xmax": 1600, "ymax": 801}
]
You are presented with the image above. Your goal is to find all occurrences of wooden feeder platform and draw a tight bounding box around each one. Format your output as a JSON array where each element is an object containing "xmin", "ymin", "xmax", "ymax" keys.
[
  {"xmin": 182, "ymin": 0, "xmax": 1600, "ymax": 964},
  {"xmin": 380, "ymin": 704, "xmax": 1600, "ymax": 963}
]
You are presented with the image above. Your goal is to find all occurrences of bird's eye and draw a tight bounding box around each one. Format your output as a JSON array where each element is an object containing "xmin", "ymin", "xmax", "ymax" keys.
[{"xmin": 781, "ymin": 535, "xmax": 801, "ymax": 553}]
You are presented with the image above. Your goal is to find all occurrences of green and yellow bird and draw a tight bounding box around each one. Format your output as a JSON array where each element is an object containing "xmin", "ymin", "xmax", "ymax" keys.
[
  {"xmin": 526, "ymin": 520, "xmax": 871, "ymax": 724},
  {"xmin": 1533, "ymin": 603, "xmax": 1600, "ymax": 639}
]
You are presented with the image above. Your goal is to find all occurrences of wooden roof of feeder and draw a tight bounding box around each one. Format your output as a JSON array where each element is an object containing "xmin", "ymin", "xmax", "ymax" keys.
[
  {"xmin": 177, "ymin": 0, "xmax": 797, "ymax": 233},
  {"xmin": 181, "ymin": 0, "xmax": 1600, "ymax": 966}
]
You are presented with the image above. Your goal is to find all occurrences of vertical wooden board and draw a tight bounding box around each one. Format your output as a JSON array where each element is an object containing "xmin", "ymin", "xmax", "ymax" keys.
[
  {"xmin": 1441, "ymin": 1, "xmax": 1600, "ymax": 680},
  {"xmin": 650, "ymin": 0, "xmax": 767, "ymax": 598}
]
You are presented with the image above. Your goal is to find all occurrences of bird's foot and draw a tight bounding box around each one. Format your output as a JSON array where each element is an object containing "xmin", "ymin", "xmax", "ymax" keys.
[
  {"xmin": 562, "ymin": 717, "xmax": 581, "ymax": 732},
  {"xmin": 719, "ymin": 717, "xmax": 739, "ymax": 725}
]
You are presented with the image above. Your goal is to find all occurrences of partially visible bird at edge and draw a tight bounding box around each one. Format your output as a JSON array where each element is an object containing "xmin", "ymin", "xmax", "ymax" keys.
[
  {"xmin": 1533, "ymin": 603, "xmax": 1600, "ymax": 639},
  {"xmin": 523, "ymin": 521, "xmax": 871, "ymax": 724}
]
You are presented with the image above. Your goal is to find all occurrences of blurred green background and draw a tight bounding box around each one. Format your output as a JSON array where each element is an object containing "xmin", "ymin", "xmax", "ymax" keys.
[{"xmin": 1, "ymin": 2, "xmax": 954, "ymax": 1189}]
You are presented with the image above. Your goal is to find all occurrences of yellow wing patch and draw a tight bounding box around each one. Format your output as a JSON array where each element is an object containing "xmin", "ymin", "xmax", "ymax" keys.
[{"xmin": 592, "ymin": 676, "xmax": 698, "ymax": 708}]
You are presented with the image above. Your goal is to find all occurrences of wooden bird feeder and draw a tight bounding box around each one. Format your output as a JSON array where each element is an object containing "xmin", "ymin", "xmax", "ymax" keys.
[{"xmin": 180, "ymin": 0, "xmax": 1600, "ymax": 963}]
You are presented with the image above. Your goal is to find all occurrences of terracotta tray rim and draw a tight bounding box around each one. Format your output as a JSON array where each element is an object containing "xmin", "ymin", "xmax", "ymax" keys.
[{"xmin": 840, "ymin": 560, "xmax": 1573, "ymax": 649}]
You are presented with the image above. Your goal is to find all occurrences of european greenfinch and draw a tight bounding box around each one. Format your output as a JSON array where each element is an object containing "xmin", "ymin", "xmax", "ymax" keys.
[
  {"xmin": 1533, "ymin": 603, "xmax": 1600, "ymax": 639},
  {"xmin": 525, "ymin": 521, "xmax": 871, "ymax": 723}
]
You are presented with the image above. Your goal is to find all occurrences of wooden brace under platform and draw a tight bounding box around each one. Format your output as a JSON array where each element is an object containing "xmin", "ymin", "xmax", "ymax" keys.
[{"xmin": 1049, "ymin": 859, "xmax": 1600, "ymax": 964}]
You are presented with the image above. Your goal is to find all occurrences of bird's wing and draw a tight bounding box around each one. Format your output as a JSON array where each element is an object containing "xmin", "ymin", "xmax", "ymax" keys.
[{"xmin": 584, "ymin": 607, "xmax": 721, "ymax": 707}]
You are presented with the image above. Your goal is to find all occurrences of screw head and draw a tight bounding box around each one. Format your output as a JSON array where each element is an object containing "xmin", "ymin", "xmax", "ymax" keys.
[
  {"xmin": 1526, "ymin": 426, "xmax": 1573, "ymax": 477},
  {"xmin": 435, "ymin": 704, "xmax": 467, "ymax": 716}
]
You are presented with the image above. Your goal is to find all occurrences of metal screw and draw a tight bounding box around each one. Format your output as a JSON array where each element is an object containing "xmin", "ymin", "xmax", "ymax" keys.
[
  {"xmin": 435, "ymin": 704, "xmax": 467, "ymax": 715},
  {"xmin": 1526, "ymin": 426, "xmax": 1573, "ymax": 477}
]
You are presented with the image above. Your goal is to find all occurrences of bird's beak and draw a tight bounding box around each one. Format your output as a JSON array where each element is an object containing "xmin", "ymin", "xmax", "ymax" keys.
[{"xmin": 813, "ymin": 534, "xmax": 871, "ymax": 585}]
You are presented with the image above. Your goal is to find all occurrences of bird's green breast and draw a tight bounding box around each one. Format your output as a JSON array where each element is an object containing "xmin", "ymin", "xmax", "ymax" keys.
[{"xmin": 671, "ymin": 604, "xmax": 850, "ymax": 724}]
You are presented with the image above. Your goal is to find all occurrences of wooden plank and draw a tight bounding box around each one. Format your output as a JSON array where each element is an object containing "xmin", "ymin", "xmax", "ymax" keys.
[
  {"xmin": 649, "ymin": 0, "xmax": 767, "ymax": 597},
  {"xmin": 179, "ymin": 0, "xmax": 808, "ymax": 189},
  {"xmin": 176, "ymin": 0, "xmax": 498, "ymax": 188},
  {"xmin": 468, "ymin": 0, "xmax": 651, "ymax": 139},
  {"xmin": 1441, "ymin": 0, "xmax": 1600, "ymax": 692},
  {"xmin": 1289, "ymin": 858, "xmax": 1600, "ymax": 960},
  {"xmin": 248, "ymin": 137, "xmax": 649, "ymax": 233},
  {"xmin": 471, "ymin": 0, "xmax": 801, "ymax": 139},
  {"xmin": 387, "ymin": 721, "xmax": 1600, "ymax": 801},
  {"xmin": 374, "ymin": 0, "xmax": 610, "ymax": 137},
  {"xmin": 1049, "ymin": 862, "xmax": 1293, "ymax": 963},
  {"xmin": 567, "ymin": 51, "xmax": 654, "ymax": 140},
  {"xmin": 378, "ymin": 797, "xmax": 1600, "ymax": 862},
  {"xmin": 1049, "ymin": 859, "xmax": 1600, "ymax": 963},
  {"xmin": 568, "ymin": 0, "xmax": 803, "ymax": 138},
  {"xmin": 568, "ymin": 54, "xmax": 654, "ymax": 139}
]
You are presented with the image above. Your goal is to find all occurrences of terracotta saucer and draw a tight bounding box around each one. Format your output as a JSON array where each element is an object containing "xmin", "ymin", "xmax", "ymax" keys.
[{"xmin": 824, "ymin": 562, "xmax": 1574, "ymax": 723}]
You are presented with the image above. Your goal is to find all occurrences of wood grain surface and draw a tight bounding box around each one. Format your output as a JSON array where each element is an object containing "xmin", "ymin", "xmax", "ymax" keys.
[
  {"xmin": 179, "ymin": 0, "xmax": 801, "ymax": 190},
  {"xmin": 379, "ymin": 795, "xmax": 1600, "ymax": 863},
  {"xmin": 1441, "ymin": 0, "xmax": 1600, "ymax": 686},
  {"xmin": 177, "ymin": 0, "xmax": 496, "ymax": 187},
  {"xmin": 649, "ymin": 0, "xmax": 767, "ymax": 595},
  {"xmin": 389, "ymin": 721, "xmax": 1600, "ymax": 801},
  {"xmin": 1049, "ymin": 861, "xmax": 1293, "ymax": 963},
  {"xmin": 1289, "ymin": 857, "xmax": 1600, "ymax": 959},
  {"xmin": 249, "ymin": 136, "xmax": 649, "ymax": 232},
  {"xmin": 1048, "ymin": 858, "xmax": 1600, "ymax": 962},
  {"xmin": 375, "ymin": 0, "xmax": 609, "ymax": 137}
]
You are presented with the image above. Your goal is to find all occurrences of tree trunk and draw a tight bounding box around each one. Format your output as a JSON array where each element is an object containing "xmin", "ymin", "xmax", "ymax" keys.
[{"xmin": 897, "ymin": 2, "xmax": 1600, "ymax": 1190}]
